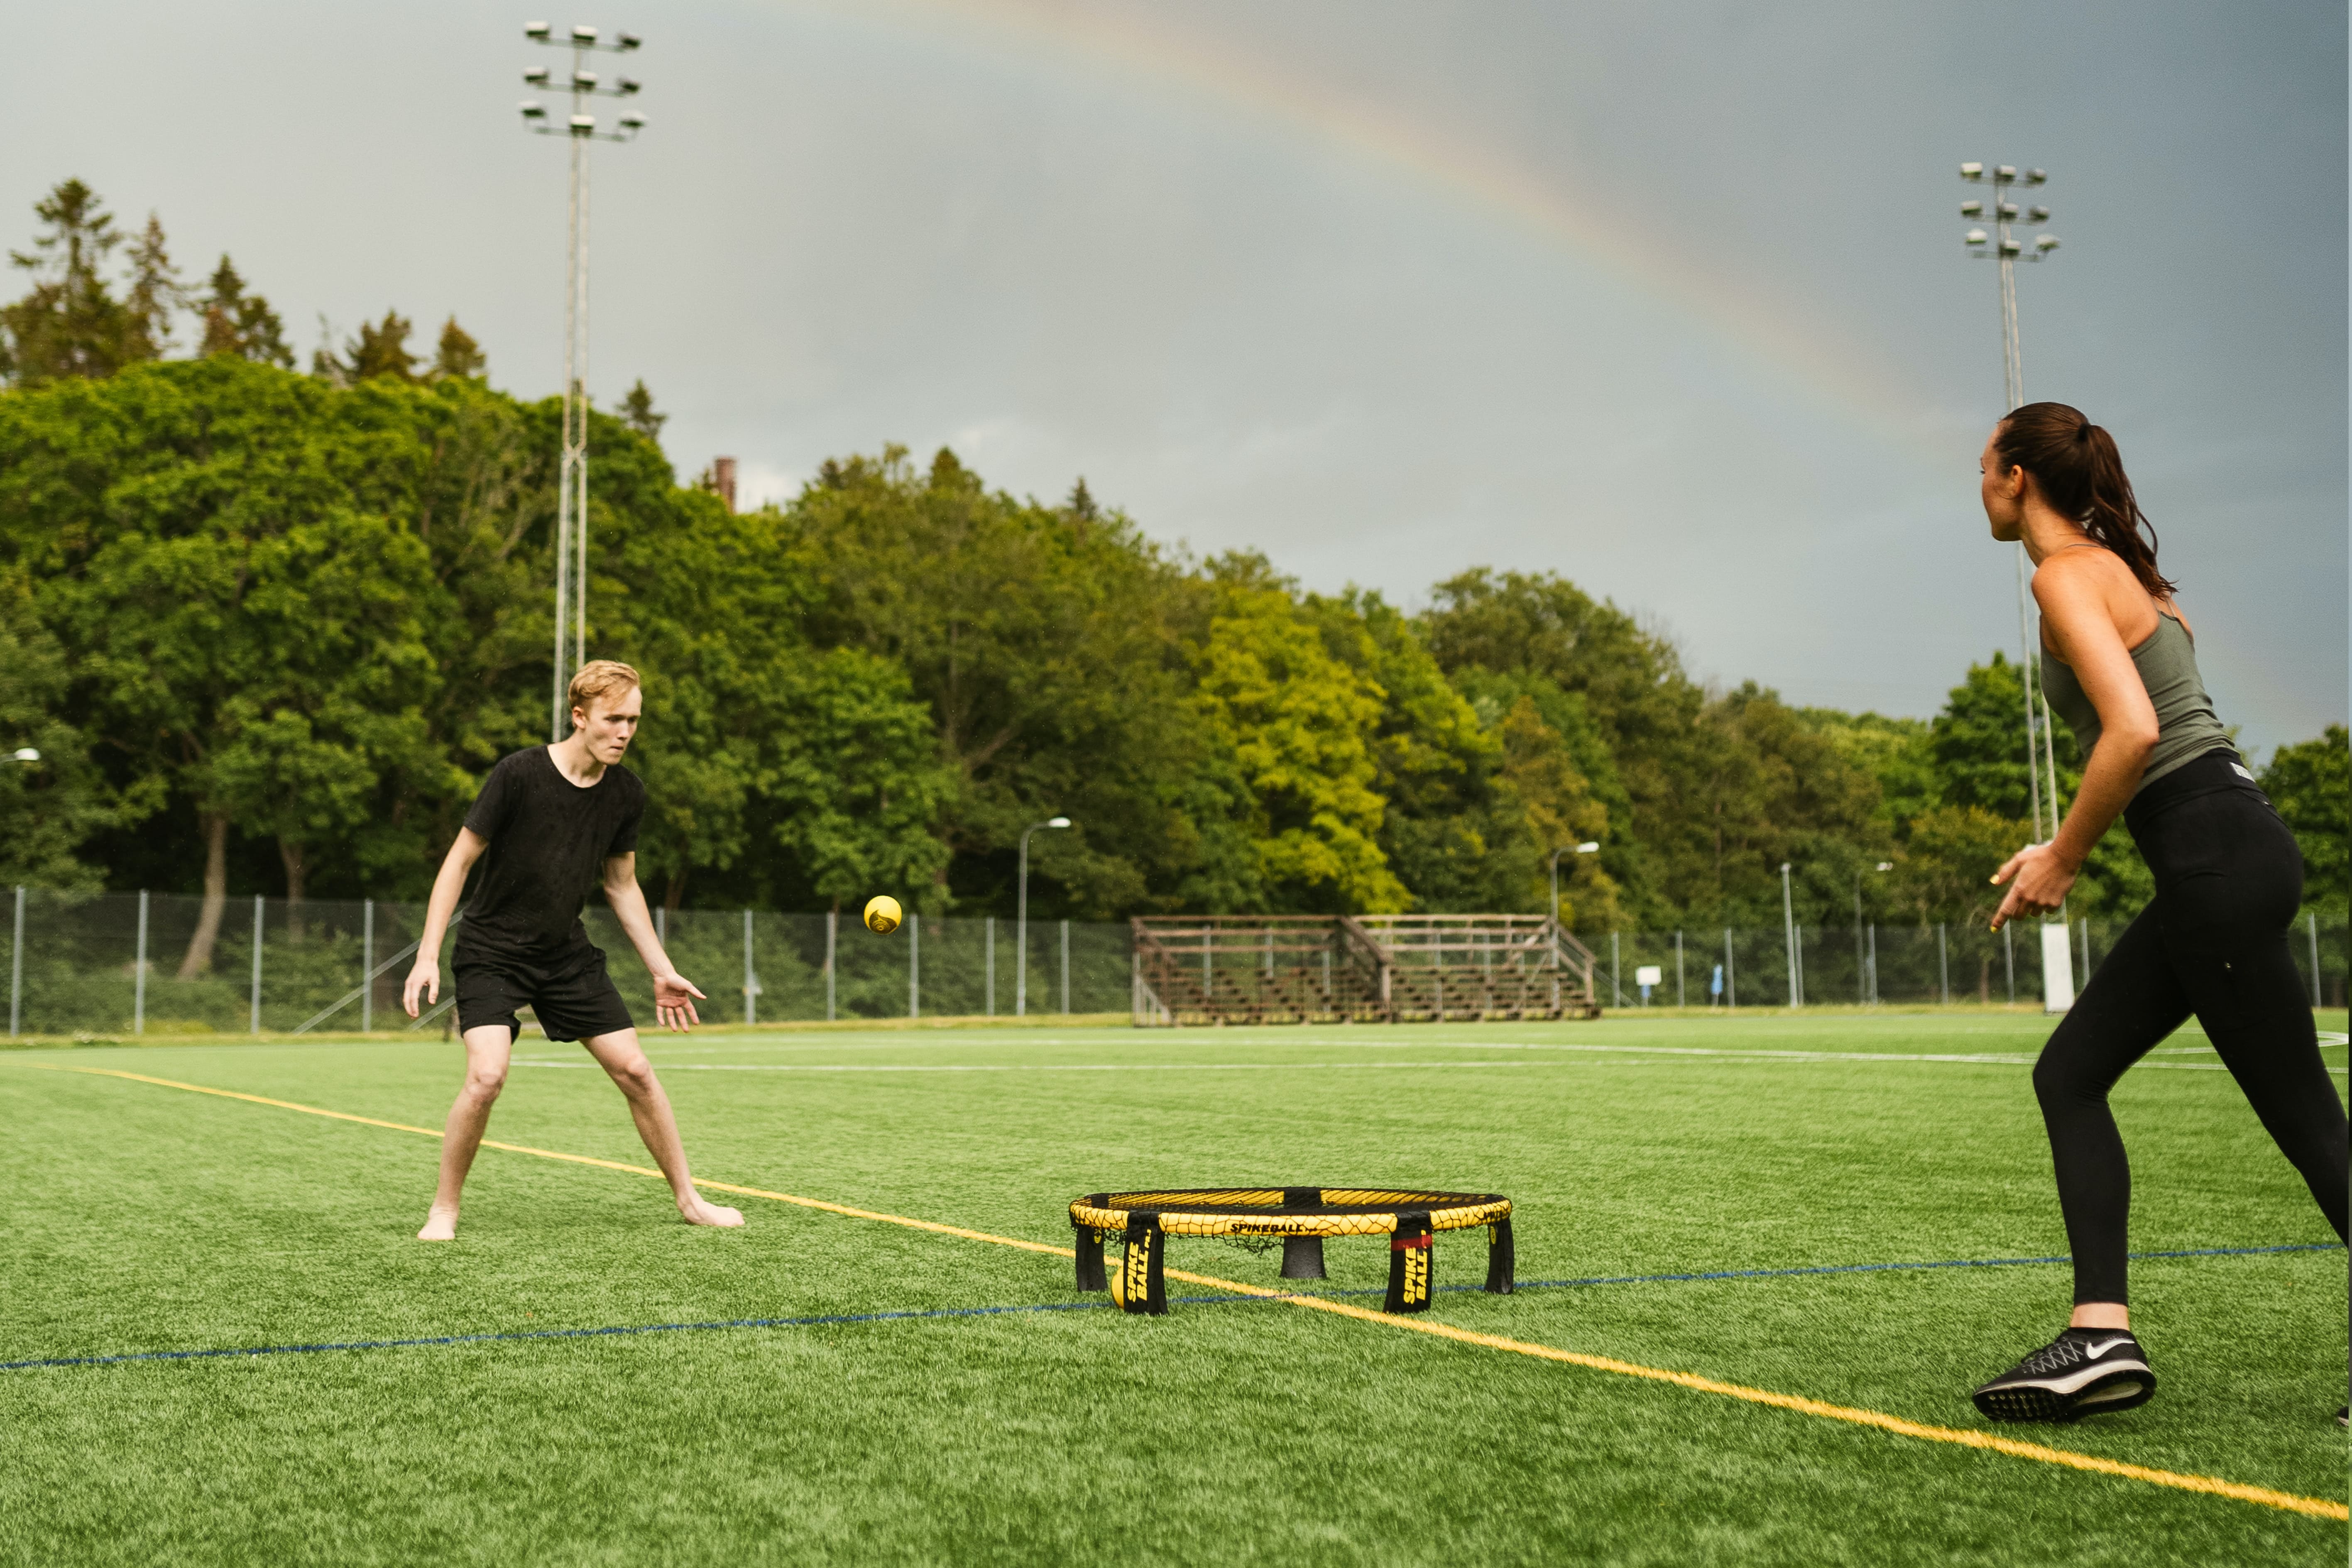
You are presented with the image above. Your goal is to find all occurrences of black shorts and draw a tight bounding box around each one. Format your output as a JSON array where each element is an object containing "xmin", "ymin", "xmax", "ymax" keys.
[{"xmin": 454, "ymin": 944, "xmax": 635, "ymax": 1044}]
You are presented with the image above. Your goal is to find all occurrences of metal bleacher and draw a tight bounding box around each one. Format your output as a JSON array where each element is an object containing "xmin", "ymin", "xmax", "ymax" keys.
[{"xmin": 1130, "ymin": 914, "xmax": 1601, "ymax": 1026}]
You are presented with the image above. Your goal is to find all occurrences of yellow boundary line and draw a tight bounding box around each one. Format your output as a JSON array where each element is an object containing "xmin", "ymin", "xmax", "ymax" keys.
[{"xmin": 18, "ymin": 1061, "xmax": 2345, "ymax": 1523}]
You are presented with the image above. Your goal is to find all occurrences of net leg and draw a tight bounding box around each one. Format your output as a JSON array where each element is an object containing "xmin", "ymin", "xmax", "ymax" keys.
[
  {"xmin": 1111, "ymin": 1216, "xmax": 1167, "ymax": 1315},
  {"xmin": 1483, "ymin": 1216, "xmax": 1515, "ymax": 1295},
  {"xmin": 1384, "ymin": 1211, "xmax": 1433, "ymax": 1314},
  {"xmin": 1075, "ymin": 1225, "xmax": 1106, "ymax": 1292},
  {"xmin": 1280, "ymin": 1235, "xmax": 1327, "ymax": 1280}
]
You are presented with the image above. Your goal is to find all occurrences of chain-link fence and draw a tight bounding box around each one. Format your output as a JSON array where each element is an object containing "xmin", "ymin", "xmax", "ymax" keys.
[
  {"xmin": 0, "ymin": 891, "xmax": 1139, "ymax": 1037},
  {"xmin": 1579, "ymin": 914, "xmax": 2350, "ymax": 1010},
  {"xmin": 7, "ymin": 891, "xmax": 2344, "ymax": 1037}
]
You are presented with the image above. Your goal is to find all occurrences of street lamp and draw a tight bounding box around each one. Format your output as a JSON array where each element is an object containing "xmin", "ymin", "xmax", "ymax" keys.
[
  {"xmin": 520, "ymin": 21, "xmax": 647, "ymax": 739},
  {"xmin": 10, "ymin": 749, "xmax": 37, "ymax": 763},
  {"xmin": 1016, "ymin": 816, "xmax": 1071, "ymax": 1017},
  {"xmin": 1958, "ymin": 161, "xmax": 2067, "ymax": 854},
  {"xmin": 1855, "ymin": 861, "xmax": 1891, "ymax": 1004},
  {"xmin": 1547, "ymin": 842, "xmax": 1600, "ymax": 1007}
]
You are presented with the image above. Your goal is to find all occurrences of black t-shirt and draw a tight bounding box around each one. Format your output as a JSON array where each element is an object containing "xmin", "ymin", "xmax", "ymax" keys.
[{"xmin": 453, "ymin": 746, "xmax": 645, "ymax": 963}]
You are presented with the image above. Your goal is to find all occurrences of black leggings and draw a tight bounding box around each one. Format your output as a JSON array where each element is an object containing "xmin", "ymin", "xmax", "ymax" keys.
[{"xmin": 2033, "ymin": 749, "xmax": 2349, "ymax": 1305}]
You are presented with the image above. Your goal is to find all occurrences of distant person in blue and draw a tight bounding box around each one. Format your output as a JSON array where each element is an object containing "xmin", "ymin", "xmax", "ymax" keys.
[{"xmin": 1710, "ymin": 964, "xmax": 1724, "ymax": 1006}]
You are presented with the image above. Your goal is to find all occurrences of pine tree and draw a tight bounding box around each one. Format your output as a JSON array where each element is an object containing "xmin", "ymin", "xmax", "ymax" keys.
[
  {"xmin": 335, "ymin": 311, "xmax": 417, "ymax": 382},
  {"xmin": 122, "ymin": 213, "xmax": 183, "ymax": 361},
  {"xmin": 431, "ymin": 316, "xmax": 485, "ymax": 380},
  {"xmin": 0, "ymin": 179, "xmax": 143, "ymax": 385},
  {"xmin": 197, "ymin": 256, "xmax": 293, "ymax": 367},
  {"xmin": 621, "ymin": 378, "xmax": 666, "ymax": 440}
]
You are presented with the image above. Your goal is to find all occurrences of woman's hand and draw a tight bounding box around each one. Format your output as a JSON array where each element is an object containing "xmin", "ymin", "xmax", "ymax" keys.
[{"xmin": 1990, "ymin": 842, "xmax": 2080, "ymax": 931}]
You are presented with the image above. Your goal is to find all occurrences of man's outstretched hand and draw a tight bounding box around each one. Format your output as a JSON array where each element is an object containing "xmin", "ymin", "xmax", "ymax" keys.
[
  {"xmin": 654, "ymin": 971, "xmax": 706, "ymax": 1033},
  {"xmin": 403, "ymin": 957, "xmax": 440, "ymax": 1019}
]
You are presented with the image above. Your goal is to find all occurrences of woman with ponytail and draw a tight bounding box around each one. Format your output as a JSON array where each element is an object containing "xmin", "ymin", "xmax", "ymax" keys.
[{"xmin": 1966, "ymin": 402, "xmax": 2348, "ymax": 1426}]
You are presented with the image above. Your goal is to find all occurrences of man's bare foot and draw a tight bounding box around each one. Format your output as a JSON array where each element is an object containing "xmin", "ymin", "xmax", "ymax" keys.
[
  {"xmin": 679, "ymin": 1194, "xmax": 745, "ymax": 1228},
  {"xmin": 417, "ymin": 1207, "xmax": 460, "ymax": 1240}
]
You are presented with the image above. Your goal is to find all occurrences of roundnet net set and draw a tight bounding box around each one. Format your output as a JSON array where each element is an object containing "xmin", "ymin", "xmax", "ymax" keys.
[{"xmin": 1069, "ymin": 1187, "xmax": 1515, "ymax": 1315}]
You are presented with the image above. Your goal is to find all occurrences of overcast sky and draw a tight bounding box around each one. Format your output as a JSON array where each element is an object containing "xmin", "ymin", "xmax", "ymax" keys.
[{"xmin": 6, "ymin": 1, "xmax": 2343, "ymax": 753}]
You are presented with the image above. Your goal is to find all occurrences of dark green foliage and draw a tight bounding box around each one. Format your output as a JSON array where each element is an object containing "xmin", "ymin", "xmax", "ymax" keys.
[
  {"xmin": 429, "ymin": 317, "xmax": 485, "ymax": 382},
  {"xmin": 619, "ymin": 379, "xmax": 665, "ymax": 441},
  {"xmin": 0, "ymin": 180, "xmax": 155, "ymax": 386},
  {"xmin": 196, "ymin": 256, "xmax": 294, "ymax": 368},
  {"xmin": 2261, "ymin": 726, "xmax": 2349, "ymax": 917}
]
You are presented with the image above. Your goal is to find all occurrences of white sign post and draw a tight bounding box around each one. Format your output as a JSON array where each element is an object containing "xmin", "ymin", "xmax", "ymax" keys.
[
  {"xmin": 2040, "ymin": 922, "xmax": 2075, "ymax": 1013},
  {"xmin": 1635, "ymin": 964, "xmax": 1663, "ymax": 1006}
]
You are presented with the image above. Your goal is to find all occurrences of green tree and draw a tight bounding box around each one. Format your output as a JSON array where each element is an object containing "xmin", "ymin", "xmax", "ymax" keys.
[
  {"xmin": 0, "ymin": 359, "xmax": 473, "ymax": 966},
  {"xmin": 2261, "ymin": 726, "xmax": 2349, "ymax": 917},
  {"xmin": 1930, "ymin": 654, "xmax": 2039, "ymax": 821},
  {"xmin": 0, "ymin": 179, "xmax": 149, "ymax": 386},
  {"xmin": 620, "ymin": 379, "xmax": 666, "ymax": 441},
  {"xmin": 781, "ymin": 446, "xmax": 1243, "ymax": 916},
  {"xmin": 431, "ymin": 317, "xmax": 486, "ymax": 382},
  {"xmin": 196, "ymin": 256, "xmax": 294, "ymax": 367},
  {"xmin": 1191, "ymin": 580, "xmax": 1404, "ymax": 912},
  {"xmin": 0, "ymin": 588, "xmax": 128, "ymax": 888},
  {"xmin": 317, "ymin": 311, "xmax": 419, "ymax": 384}
]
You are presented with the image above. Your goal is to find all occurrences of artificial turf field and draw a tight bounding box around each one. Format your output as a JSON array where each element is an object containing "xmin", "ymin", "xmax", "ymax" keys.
[{"xmin": 3, "ymin": 1010, "xmax": 2345, "ymax": 1566}]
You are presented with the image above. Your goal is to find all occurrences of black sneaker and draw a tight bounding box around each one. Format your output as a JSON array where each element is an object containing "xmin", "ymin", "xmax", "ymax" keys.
[{"xmin": 1971, "ymin": 1328, "xmax": 2156, "ymax": 1423}]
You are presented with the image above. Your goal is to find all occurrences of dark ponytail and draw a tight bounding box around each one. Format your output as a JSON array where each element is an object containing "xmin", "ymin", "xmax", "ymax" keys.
[{"xmin": 1992, "ymin": 401, "xmax": 2177, "ymax": 597}]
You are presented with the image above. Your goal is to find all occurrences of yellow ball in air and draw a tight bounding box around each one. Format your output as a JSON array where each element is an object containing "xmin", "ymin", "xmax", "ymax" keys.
[{"xmin": 863, "ymin": 895, "xmax": 902, "ymax": 935}]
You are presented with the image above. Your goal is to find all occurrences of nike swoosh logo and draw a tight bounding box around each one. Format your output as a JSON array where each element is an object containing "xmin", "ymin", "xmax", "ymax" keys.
[{"xmin": 2078, "ymin": 1337, "xmax": 2133, "ymax": 1358}]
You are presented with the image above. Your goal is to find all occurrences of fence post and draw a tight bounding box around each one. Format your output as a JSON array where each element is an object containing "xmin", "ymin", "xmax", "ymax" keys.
[
  {"xmin": 1723, "ymin": 928, "xmax": 1736, "ymax": 1009},
  {"xmin": 2078, "ymin": 918, "xmax": 2092, "ymax": 990},
  {"xmin": 825, "ymin": 910, "xmax": 836, "ymax": 1023},
  {"xmin": 250, "ymin": 895, "xmax": 264, "ymax": 1033},
  {"xmin": 8, "ymin": 884, "xmax": 21, "ymax": 1038},
  {"xmin": 2305, "ymin": 912, "xmax": 2324, "ymax": 1010},
  {"xmin": 656, "ymin": 906, "xmax": 666, "ymax": 946},
  {"xmin": 1675, "ymin": 930, "xmax": 1684, "ymax": 1007},
  {"xmin": 1061, "ymin": 919, "xmax": 1070, "ymax": 1015},
  {"xmin": 1867, "ymin": 923, "xmax": 1878, "ymax": 1004},
  {"xmin": 1938, "ymin": 923, "xmax": 1949, "ymax": 1005},
  {"xmin": 743, "ymin": 909, "xmax": 756, "ymax": 1027},
  {"xmin": 1610, "ymin": 932, "xmax": 1620, "ymax": 1008},
  {"xmin": 2004, "ymin": 922, "xmax": 2014, "ymax": 1004},
  {"xmin": 909, "ymin": 912, "xmax": 920, "ymax": 1020},
  {"xmin": 135, "ymin": 890, "xmax": 149, "ymax": 1035},
  {"xmin": 986, "ymin": 917, "xmax": 996, "ymax": 1017},
  {"xmin": 1779, "ymin": 865, "xmax": 1798, "ymax": 1008},
  {"xmin": 361, "ymin": 899, "xmax": 374, "ymax": 1032}
]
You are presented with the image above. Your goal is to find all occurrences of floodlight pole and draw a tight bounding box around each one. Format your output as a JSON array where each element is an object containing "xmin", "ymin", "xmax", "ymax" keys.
[
  {"xmin": 521, "ymin": 23, "xmax": 646, "ymax": 739},
  {"xmin": 1016, "ymin": 817, "xmax": 1070, "ymax": 1017},
  {"xmin": 1958, "ymin": 163, "xmax": 2065, "ymax": 845}
]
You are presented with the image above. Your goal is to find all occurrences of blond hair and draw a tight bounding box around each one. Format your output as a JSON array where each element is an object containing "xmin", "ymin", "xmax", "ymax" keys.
[{"xmin": 568, "ymin": 659, "xmax": 641, "ymax": 719}]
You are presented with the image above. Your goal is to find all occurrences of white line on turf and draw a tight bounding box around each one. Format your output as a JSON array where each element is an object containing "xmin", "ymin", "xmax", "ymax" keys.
[{"xmin": 511, "ymin": 1052, "xmax": 2344, "ymax": 1076}]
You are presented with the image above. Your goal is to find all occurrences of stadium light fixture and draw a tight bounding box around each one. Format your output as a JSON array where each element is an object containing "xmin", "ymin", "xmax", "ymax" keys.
[
  {"xmin": 519, "ymin": 22, "xmax": 649, "ymax": 739},
  {"xmin": 10, "ymin": 749, "xmax": 37, "ymax": 763},
  {"xmin": 1956, "ymin": 157, "xmax": 2072, "ymax": 1009},
  {"xmin": 1016, "ymin": 818, "xmax": 1073, "ymax": 1016}
]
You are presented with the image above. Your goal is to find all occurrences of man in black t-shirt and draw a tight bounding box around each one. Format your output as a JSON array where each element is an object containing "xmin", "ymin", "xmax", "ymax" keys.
[{"xmin": 402, "ymin": 660, "xmax": 745, "ymax": 1240}]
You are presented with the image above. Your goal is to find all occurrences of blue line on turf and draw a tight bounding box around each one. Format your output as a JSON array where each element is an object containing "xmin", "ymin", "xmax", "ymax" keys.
[
  {"xmin": 1179, "ymin": 1240, "xmax": 2348, "ymax": 1306},
  {"xmin": 10, "ymin": 1242, "xmax": 2338, "ymax": 1372},
  {"xmin": 0, "ymin": 1300, "xmax": 1109, "ymax": 1372}
]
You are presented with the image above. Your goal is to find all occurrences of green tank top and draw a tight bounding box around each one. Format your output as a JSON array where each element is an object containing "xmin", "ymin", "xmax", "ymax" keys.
[{"xmin": 2040, "ymin": 611, "xmax": 2233, "ymax": 794}]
